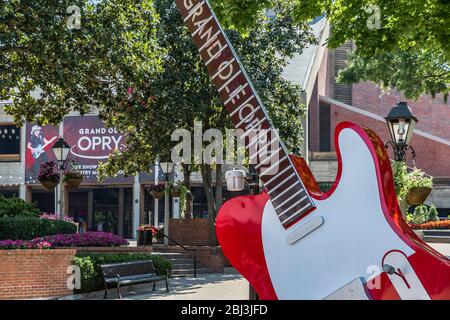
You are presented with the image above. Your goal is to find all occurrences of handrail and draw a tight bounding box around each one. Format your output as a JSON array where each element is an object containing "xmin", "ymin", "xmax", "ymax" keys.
[{"xmin": 152, "ymin": 228, "xmax": 197, "ymax": 278}]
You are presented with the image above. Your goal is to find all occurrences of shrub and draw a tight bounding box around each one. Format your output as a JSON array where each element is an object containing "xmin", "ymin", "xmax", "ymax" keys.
[
  {"xmin": 41, "ymin": 232, "xmax": 128, "ymax": 247},
  {"xmin": 73, "ymin": 253, "xmax": 172, "ymax": 293},
  {"xmin": 0, "ymin": 216, "xmax": 77, "ymax": 240},
  {"xmin": 406, "ymin": 204, "xmax": 440, "ymax": 224},
  {"xmin": 0, "ymin": 195, "xmax": 40, "ymax": 218},
  {"xmin": 428, "ymin": 205, "xmax": 439, "ymax": 222}
]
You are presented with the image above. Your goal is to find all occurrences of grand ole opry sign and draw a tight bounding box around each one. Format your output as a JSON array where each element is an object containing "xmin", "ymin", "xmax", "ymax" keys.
[{"xmin": 175, "ymin": 0, "xmax": 450, "ymax": 300}]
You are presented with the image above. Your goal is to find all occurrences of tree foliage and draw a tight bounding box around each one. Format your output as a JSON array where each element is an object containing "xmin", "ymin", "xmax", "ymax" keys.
[
  {"xmin": 0, "ymin": 0, "xmax": 163, "ymax": 125},
  {"xmin": 213, "ymin": 0, "xmax": 450, "ymax": 99},
  {"xmin": 98, "ymin": 0, "xmax": 315, "ymax": 178}
]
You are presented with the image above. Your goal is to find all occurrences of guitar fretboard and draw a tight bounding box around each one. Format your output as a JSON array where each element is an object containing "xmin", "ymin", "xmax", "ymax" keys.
[{"xmin": 176, "ymin": 0, "xmax": 316, "ymax": 227}]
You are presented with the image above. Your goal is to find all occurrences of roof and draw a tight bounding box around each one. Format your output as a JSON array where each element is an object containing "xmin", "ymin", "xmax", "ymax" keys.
[{"xmin": 282, "ymin": 15, "xmax": 327, "ymax": 90}]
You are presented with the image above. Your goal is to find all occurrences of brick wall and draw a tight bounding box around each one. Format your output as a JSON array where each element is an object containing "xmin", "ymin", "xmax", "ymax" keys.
[
  {"xmin": 156, "ymin": 246, "xmax": 230, "ymax": 272},
  {"xmin": 327, "ymin": 100, "xmax": 450, "ymax": 177},
  {"xmin": 169, "ymin": 218, "xmax": 211, "ymax": 246},
  {"xmin": 0, "ymin": 249, "xmax": 76, "ymax": 300}
]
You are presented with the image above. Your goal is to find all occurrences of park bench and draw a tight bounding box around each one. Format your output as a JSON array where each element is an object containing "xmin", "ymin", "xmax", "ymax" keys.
[{"xmin": 100, "ymin": 260, "xmax": 169, "ymax": 299}]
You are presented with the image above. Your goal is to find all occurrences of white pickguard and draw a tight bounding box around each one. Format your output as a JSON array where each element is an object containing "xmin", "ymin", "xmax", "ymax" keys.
[{"xmin": 261, "ymin": 128, "xmax": 416, "ymax": 299}]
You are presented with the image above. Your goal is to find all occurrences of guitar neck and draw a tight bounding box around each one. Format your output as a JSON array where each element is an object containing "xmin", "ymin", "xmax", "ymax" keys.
[{"xmin": 176, "ymin": 0, "xmax": 316, "ymax": 227}]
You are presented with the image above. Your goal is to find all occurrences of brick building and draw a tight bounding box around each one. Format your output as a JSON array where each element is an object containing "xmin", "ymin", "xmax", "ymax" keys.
[
  {"xmin": 0, "ymin": 16, "xmax": 448, "ymax": 243},
  {"xmin": 284, "ymin": 17, "xmax": 450, "ymax": 216}
]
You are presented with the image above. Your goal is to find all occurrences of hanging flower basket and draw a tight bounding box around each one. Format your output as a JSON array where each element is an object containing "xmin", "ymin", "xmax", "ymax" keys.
[
  {"xmin": 406, "ymin": 187, "xmax": 432, "ymax": 206},
  {"xmin": 149, "ymin": 183, "xmax": 166, "ymax": 199},
  {"xmin": 63, "ymin": 169, "xmax": 83, "ymax": 189},
  {"xmin": 65, "ymin": 177, "xmax": 83, "ymax": 189},
  {"xmin": 40, "ymin": 179, "xmax": 58, "ymax": 191},
  {"xmin": 38, "ymin": 161, "xmax": 60, "ymax": 190},
  {"xmin": 150, "ymin": 190, "xmax": 165, "ymax": 199}
]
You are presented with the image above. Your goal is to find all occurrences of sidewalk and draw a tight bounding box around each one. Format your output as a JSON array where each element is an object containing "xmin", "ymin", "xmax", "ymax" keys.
[{"xmin": 65, "ymin": 270, "xmax": 249, "ymax": 300}]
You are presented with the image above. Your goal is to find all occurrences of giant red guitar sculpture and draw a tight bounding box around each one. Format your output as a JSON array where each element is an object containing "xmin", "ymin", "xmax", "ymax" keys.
[{"xmin": 175, "ymin": 0, "xmax": 450, "ymax": 299}]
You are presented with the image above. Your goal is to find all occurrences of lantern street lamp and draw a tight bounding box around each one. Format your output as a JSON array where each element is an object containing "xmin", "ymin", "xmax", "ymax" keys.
[
  {"xmin": 385, "ymin": 102, "xmax": 418, "ymax": 162},
  {"xmin": 52, "ymin": 138, "xmax": 71, "ymax": 170},
  {"xmin": 52, "ymin": 137, "xmax": 71, "ymax": 219},
  {"xmin": 225, "ymin": 164, "xmax": 260, "ymax": 300},
  {"xmin": 158, "ymin": 160, "xmax": 175, "ymax": 246}
]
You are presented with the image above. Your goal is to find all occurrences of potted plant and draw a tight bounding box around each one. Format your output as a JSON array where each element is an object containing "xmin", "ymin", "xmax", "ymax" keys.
[
  {"xmin": 149, "ymin": 183, "xmax": 166, "ymax": 199},
  {"xmin": 38, "ymin": 161, "xmax": 60, "ymax": 190},
  {"xmin": 137, "ymin": 224, "xmax": 153, "ymax": 246},
  {"xmin": 63, "ymin": 168, "xmax": 83, "ymax": 189},
  {"xmin": 405, "ymin": 167, "xmax": 433, "ymax": 206},
  {"xmin": 169, "ymin": 181, "xmax": 189, "ymax": 197}
]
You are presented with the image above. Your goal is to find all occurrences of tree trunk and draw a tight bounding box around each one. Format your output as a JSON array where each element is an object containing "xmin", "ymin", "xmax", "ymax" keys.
[
  {"xmin": 201, "ymin": 163, "xmax": 218, "ymax": 246},
  {"xmin": 182, "ymin": 164, "xmax": 193, "ymax": 219},
  {"xmin": 215, "ymin": 164, "xmax": 223, "ymax": 211}
]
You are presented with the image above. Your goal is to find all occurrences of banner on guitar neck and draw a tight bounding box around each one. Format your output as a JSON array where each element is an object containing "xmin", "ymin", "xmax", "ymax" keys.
[{"xmin": 176, "ymin": 0, "xmax": 285, "ymax": 177}]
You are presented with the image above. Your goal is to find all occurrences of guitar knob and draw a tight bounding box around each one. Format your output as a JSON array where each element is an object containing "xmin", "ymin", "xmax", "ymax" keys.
[{"xmin": 383, "ymin": 264, "xmax": 396, "ymax": 275}]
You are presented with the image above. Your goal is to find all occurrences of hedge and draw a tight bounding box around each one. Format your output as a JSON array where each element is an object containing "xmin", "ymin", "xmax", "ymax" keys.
[
  {"xmin": 0, "ymin": 195, "xmax": 40, "ymax": 218},
  {"xmin": 0, "ymin": 216, "xmax": 77, "ymax": 240},
  {"xmin": 73, "ymin": 253, "xmax": 173, "ymax": 293}
]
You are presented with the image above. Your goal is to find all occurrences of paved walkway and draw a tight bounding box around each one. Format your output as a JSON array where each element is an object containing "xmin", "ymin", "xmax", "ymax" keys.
[
  {"xmin": 429, "ymin": 243, "xmax": 450, "ymax": 257},
  {"xmin": 74, "ymin": 271, "xmax": 248, "ymax": 300},
  {"xmin": 68, "ymin": 243, "xmax": 449, "ymax": 300}
]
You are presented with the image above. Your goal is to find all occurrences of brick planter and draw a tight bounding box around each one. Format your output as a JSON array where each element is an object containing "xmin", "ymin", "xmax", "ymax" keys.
[
  {"xmin": 0, "ymin": 249, "xmax": 76, "ymax": 300},
  {"xmin": 169, "ymin": 218, "xmax": 211, "ymax": 246},
  {"xmin": 74, "ymin": 246, "xmax": 152, "ymax": 254}
]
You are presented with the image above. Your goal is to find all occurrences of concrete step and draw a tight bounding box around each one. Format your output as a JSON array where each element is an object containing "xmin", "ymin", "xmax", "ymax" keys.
[
  {"xmin": 423, "ymin": 235, "xmax": 450, "ymax": 243},
  {"xmin": 171, "ymin": 268, "xmax": 215, "ymax": 277}
]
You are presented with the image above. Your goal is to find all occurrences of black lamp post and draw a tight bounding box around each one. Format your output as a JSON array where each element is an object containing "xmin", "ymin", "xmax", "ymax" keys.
[
  {"xmin": 158, "ymin": 160, "xmax": 175, "ymax": 246},
  {"xmin": 52, "ymin": 137, "xmax": 71, "ymax": 219},
  {"xmin": 385, "ymin": 102, "xmax": 418, "ymax": 162}
]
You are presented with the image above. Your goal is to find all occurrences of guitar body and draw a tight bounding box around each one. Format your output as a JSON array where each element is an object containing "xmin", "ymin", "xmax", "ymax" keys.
[{"xmin": 216, "ymin": 122, "xmax": 450, "ymax": 300}]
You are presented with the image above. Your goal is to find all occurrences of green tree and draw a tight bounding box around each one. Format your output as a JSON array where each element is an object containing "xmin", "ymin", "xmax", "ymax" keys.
[
  {"xmin": 0, "ymin": 0, "xmax": 164, "ymax": 124},
  {"xmin": 213, "ymin": 0, "xmax": 450, "ymax": 99},
  {"xmin": 98, "ymin": 0, "xmax": 315, "ymax": 244}
]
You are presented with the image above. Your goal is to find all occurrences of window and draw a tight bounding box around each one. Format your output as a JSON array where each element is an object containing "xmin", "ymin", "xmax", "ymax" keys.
[
  {"xmin": 0, "ymin": 125, "xmax": 20, "ymax": 161},
  {"xmin": 319, "ymin": 103, "xmax": 331, "ymax": 152}
]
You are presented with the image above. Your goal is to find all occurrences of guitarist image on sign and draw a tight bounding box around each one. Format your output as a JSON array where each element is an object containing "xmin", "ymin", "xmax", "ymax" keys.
[{"xmin": 27, "ymin": 126, "xmax": 57, "ymax": 176}]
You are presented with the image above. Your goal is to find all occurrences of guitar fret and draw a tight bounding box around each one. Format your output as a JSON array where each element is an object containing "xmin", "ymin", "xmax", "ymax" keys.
[
  {"xmin": 270, "ymin": 180, "xmax": 300, "ymax": 203},
  {"xmin": 206, "ymin": 44, "xmax": 229, "ymax": 66},
  {"xmin": 183, "ymin": 1, "xmax": 205, "ymax": 22},
  {"xmin": 229, "ymin": 95, "xmax": 254, "ymax": 116},
  {"xmin": 274, "ymin": 191, "xmax": 304, "ymax": 211},
  {"xmin": 224, "ymin": 83, "xmax": 249, "ymax": 105},
  {"xmin": 218, "ymin": 70, "xmax": 242, "ymax": 92},
  {"xmin": 263, "ymin": 165, "xmax": 291, "ymax": 186},
  {"xmin": 248, "ymin": 134, "xmax": 278, "ymax": 151},
  {"xmin": 281, "ymin": 203, "xmax": 312, "ymax": 226},
  {"xmin": 277, "ymin": 195, "xmax": 308, "ymax": 217},
  {"xmin": 191, "ymin": 15, "xmax": 214, "ymax": 37},
  {"xmin": 199, "ymin": 30, "xmax": 221, "ymax": 52},
  {"xmin": 255, "ymin": 149, "xmax": 280, "ymax": 170},
  {"xmin": 259, "ymin": 156, "xmax": 287, "ymax": 177},
  {"xmin": 212, "ymin": 58, "xmax": 235, "ymax": 80},
  {"xmin": 241, "ymin": 118, "xmax": 267, "ymax": 138},
  {"xmin": 176, "ymin": 0, "xmax": 316, "ymax": 229},
  {"xmin": 266, "ymin": 173, "xmax": 296, "ymax": 194}
]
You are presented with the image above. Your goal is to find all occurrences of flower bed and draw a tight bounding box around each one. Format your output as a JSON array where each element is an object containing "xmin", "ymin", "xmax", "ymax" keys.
[
  {"xmin": 0, "ymin": 232, "xmax": 128, "ymax": 249},
  {"xmin": 409, "ymin": 220, "xmax": 450, "ymax": 230},
  {"xmin": 41, "ymin": 232, "xmax": 129, "ymax": 247},
  {"xmin": 40, "ymin": 213, "xmax": 74, "ymax": 223},
  {"xmin": 0, "ymin": 239, "xmax": 52, "ymax": 250}
]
